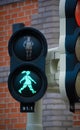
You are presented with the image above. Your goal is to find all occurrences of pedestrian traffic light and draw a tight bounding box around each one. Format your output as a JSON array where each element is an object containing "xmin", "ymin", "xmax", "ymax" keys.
[
  {"xmin": 8, "ymin": 23, "xmax": 47, "ymax": 112},
  {"xmin": 59, "ymin": 0, "xmax": 80, "ymax": 112}
]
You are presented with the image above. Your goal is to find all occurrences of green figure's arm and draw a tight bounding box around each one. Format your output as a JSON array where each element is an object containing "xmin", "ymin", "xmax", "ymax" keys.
[
  {"xmin": 29, "ymin": 76, "xmax": 37, "ymax": 84},
  {"xmin": 19, "ymin": 77, "xmax": 25, "ymax": 83}
]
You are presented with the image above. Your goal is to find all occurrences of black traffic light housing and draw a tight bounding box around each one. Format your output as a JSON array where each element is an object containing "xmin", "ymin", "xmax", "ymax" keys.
[
  {"xmin": 65, "ymin": 0, "xmax": 80, "ymax": 112},
  {"xmin": 8, "ymin": 23, "xmax": 47, "ymax": 112}
]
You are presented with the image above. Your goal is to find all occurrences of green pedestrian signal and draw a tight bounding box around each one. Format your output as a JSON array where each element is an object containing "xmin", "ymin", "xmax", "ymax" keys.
[
  {"xmin": 8, "ymin": 23, "xmax": 47, "ymax": 112},
  {"xmin": 13, "ymin": 69, "xmax": 42, "ymax": 98},
  {"xmin": 18, "ymin": 71, "xmax": 37, "ymax": 94}
]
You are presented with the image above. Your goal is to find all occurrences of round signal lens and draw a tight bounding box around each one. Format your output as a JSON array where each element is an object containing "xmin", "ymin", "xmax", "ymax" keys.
[
  {"xmin": 75, "ymin": 36, "xmax": 80, "ymax": 61},
  {"xmin": 75, "ymin": 0, "xmax": 80, "ymax": 26},
  {"xmin": 75, "ymin": 72, "xmax": 80, "ymax": 97}
]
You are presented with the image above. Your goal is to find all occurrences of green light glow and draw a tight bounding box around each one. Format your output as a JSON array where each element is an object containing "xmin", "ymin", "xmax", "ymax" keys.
[{"xmin": 18, "ymin": 71, "xmax": 37, "ymax": 94}]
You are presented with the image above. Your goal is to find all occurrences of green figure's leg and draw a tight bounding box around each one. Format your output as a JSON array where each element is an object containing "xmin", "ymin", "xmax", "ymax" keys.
[
  {"xmin": 28, "ymin": 85, "xmax": 36, "ymax": 94},
  {"xmin": 18, "ymin": 85, "xmax": 27, "ymax": 93},
  {"xmin": 18, "ymin": 88, "xmax": 22, "ymax": 93}
]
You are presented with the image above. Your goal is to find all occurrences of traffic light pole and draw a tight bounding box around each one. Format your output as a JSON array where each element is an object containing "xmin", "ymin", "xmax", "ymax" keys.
[
  {"xmin": 46, "ymin": 47, "xmax": 60, "ymax": 93},
  {"xmin": 27, "ymin": 100, "xmax": 43, "ymax": 130},
  {"xmin": 26, "ymin": 47, "xmax": 60, "ymax": 130}
]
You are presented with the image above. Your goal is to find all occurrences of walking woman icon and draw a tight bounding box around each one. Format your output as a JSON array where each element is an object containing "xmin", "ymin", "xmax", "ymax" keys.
[{"xmin": 18, "ymin": 71, "xmax": 37, "ymax": 94}]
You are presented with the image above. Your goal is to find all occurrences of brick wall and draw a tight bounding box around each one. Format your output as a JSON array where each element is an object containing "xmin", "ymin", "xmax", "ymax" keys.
[
  {"xmin": 0, "ymin": 0, "xmax": 38, "ymax": 130},
  {"xmin": 31, "ymin": 0, "xmax": 59, "ymax": 48},
  {"xmin": 0, "ymin": 0, "xmax": 80, "ymax": 130}
]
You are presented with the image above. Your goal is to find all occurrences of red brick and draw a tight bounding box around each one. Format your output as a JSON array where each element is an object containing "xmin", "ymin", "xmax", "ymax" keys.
[
  {"xmin": 8, "ymin": 103, "xmax": 15, "ymax": 108},
  {"xmin": 0, "ymin": 16, "xmax": 4, "ymax": 21},
  {"xmin": 0, "ymin": 47, "xmax": 5, "ymax": 51},
  {"xmin": 0, "ymin": 51, "xmax": 7, "ymax": 57},
  {"xmin": 25, "ymin": 10, "xmax": 32, "ymax": 15},
  {"xmin": 18, "ymin": 2, "xmax": 24, "ymax": 7},
  {"xmin": 24, "ymin": 0, "xmax": 32, "ymax": 5},
  {"xmin": 6, "ymin": 61, "xmax": 10, "ymax": 66},
  {"xmin": 4, "ymin": 25, "xmax": 11, "ymax": 31},
  {"xmin": 5, "ymin": 109, "xmax": 11, "ymax": 113},
  {"xmin": 12, "ymin": 8, "xmax": 20, "ymax": 13},
  {"xmin": 0, "ymin": 27, "xmax": 4, "ymax": 32},
  {"xmin": 5, "ymin": 119, "xmax": 11, "ymax": 125},
  {"xmin": 11, "ymin": 119, "xmax": 18, "ymax": 124},
  {"xmin": 0, "ymin": 21, "xmax": 7, "ymax": 26},
  {"xmin": 15, "ymin": 123, "xmax": 26, "ymax": 129},
  {"xmin": 75, "ymin": 109, "xmax": 80, "ymax": 114},
  {"xmin": 0, "ymin": 6, "xmax": 4, "ymax": 10},
  {"xmin": 25, "ymin": 21, "xmax": 31, "ymax": 26},
  {"xmin": 73, "ymin": 115, "xmax": 77, "ymax": 120},
  {"xmin": 0, "ymin": 109, "xmax": 4, "ymax": 113},
  {"xmin": 73, "ymin": 121, "xmax": 80, "ymax": 126},
  {"xmin": 32, "ymin": 0, "xmax": 38, "ymax": 2},
  {"xmin": 78, "ymin": 115, "xmax": 80, "ymax": 120},
  {"xmin": 18, "ymin": 117, "xmax": 26, "ymax": 123},
  {"xmin": 0, "ymin": 104, "xmax": 6, "ymax": 108},
  {"xmin": 26, "ymin": 5, "xmax": 36, "ymax": 10},
  {"xmin": 0, "ymin": 31, "xmax": 7, "ymax": 37},
  {"xmin": 11, "ymin": 108, "xmax": 18, "ymax": 112},
  {"xmin": 11, "ymin": 13, "xmax": 18, "ymax": 18},
  {"xmin": 0, "ymin": 37, "xmax": 4, "ymax": 41},
  {"xmin": 0, "ymin": 10, "xmax": 6, "ymax": 16},
  {"xmin": 17, "ymin": 12, "xmax": 25, "ymax": 17},
  {"xmin": 32, "ymin": 9, "xmax": 38, "ymax": 14},
  {"xmin": 7, "ymin": 124, "xmax": 14, "ymax": 129},
  {"xmin": 15, "ymin": 102, "xmax": 19, "ymax": 107},
  {"xmin": 4, "ymin": 35, "xmax": 10, "ymax": 41},
  {"xmin": 0, "ymin": 62, "xmax": 7, "ymax": 66},
  {"xmin": 0, "ymin": 41, "xmax": 7, "ymax": 47},
  {"xmin": 5, "ymin": 15, "xmax": 11, "ymax": 20},
  {"xmin": 5, "ymin": 56, "xmax": 10, "ymax": 61},
  {"xmin": 8, "ymin": 19, "xmax": 15, "ymax": 25},
  {"xmin": 0, "ymin": 125, "xmax": 6, "ymax": 129},
  {"xmin": 18, "ymin": 17, "xmax": 29, "ymax": 22},
  {"xmin": 0, "ymin": 82, "xmax": 7, "ymax": 87},
  {"xmin": 0, "ymin": 57, "xmax": 4, "ymax": 62},
  {"xmin": 8, "ymin": 113, "xmax": 21, "ymax": 118},
  {"xmin": 0, "ymin": 93, "xmax": 6, "ymax": 98},
  {"xmin": 0, "ymin": 114, "xmax": 6, "ymax": 119},
  {"xmin": 11, "ymin": 3, "xmax": 18, "ymax": 8},
  {"xmin": 0, "ymin": 88, "xmax": 4, "ymax": 92},
  {"xmin": 4, "ymin": 86, "xmax": 8, "ymax": 91}
]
